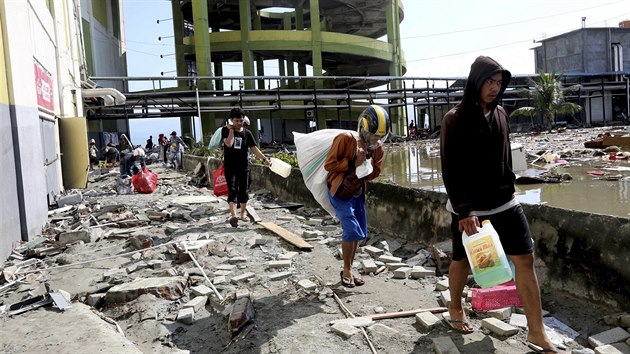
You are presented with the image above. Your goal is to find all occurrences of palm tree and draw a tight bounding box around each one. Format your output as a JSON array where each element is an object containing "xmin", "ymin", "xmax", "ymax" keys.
[{"xmin": 510, "ymin": 71, "xmax": 582, "ymax": 132}]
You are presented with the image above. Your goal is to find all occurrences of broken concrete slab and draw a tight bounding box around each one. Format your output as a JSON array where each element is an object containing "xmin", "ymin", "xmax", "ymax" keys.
[
  {"xmin": 105, "ymin": 277, "xmax": 186, "ymax": 303},
  {"xmin": 269, "ymin": 271, "xmax": 292, "ymax": 281},
  {"xmin": 191, "ymin": 284, "xmax": 213, "ymax": 297},
  {"xmin": 58, "ymin": 230, "xmax": 92, "ymax": 246},
  {"xmin": 330, "ymin": 322, "xmax": 360, "ymax": 339},
  {"xmin": 177, "ymin": 307, "xmax": 195, "ymax": 324},
  {"xmin": 481, "ymin": 318, "xmax": 519, "ymax": 337},
  {"xmin": 588, "ymin": 327, "xmax": 630, "ymax": 348},
  {"xmin": 416, "ymin": 312, "xmax": 441, "ymax": 331},
  {"xmin": 297, "ymin": 279, "xmax": 317, "ymax": 291},
  {"xmin": 432, "ymin": 336, "xmax": 460, "ymax": 354},
  {"xmin": 361, "ymin": 259, "xmax": 378, "ymax": 273},
  {"xmin": 594, "ymin": 343, "xmax": 630, "ymax": 354},
  {"xmin": 229, "ymin": 297, "xmax": 255, "ymax": 338},
  {"xmin": 184, "ymin": 295, "xmax": 208, "ymax": 313},
  {"xmin": 230, "ymin": 272, "xmax": 256, "ymax": 284}
]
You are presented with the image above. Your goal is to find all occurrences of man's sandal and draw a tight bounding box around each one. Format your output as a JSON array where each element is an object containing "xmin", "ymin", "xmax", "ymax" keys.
[
  {"xmin": 340, "ymin": 271, "xmax": 355, "ymax": 288},
  {"xmin": 352, "ymin": 274, "xmax": 365, "ymax": 286},
  {"xmin": 443, "ymin": 318, "xmax": 474, "ymax": 333}
]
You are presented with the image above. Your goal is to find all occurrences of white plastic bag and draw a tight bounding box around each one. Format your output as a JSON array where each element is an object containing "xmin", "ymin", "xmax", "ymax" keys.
[
  {"xmin": 293, "ymin": 129, "xmax": 359, "ymax": 217},
  {"xmin": 208, "ymin": 127, "xmax": 223, "ymax": 149},
  {"xmin": 355, "ymin": 158, "xmax": 373, "ymax": 179}
]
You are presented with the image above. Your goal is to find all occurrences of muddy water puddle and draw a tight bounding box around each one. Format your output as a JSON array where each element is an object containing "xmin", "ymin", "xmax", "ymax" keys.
[{"xmin": 380, "ymin": 144, "xmax": 630, "ymax": 218}]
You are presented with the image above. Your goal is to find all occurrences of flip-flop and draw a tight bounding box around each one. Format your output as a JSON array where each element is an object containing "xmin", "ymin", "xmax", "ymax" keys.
[
  {"xmin": 240, "ymin": 216, "xmax": 250, "ymax": 222},
  {"xmin": 352, "ymin": 274, "xmax": 365, "ymax": 286},
  {"xmin": 443, "ymin": 317, "xmax": 474, "ymax": 333},
  {"xmin": 340, "ymin": 271, "xmax": 355, "ymax": 288},
  {"xmin": 526, "ymin": 341, "xmax": 563, "ymax": 353}
]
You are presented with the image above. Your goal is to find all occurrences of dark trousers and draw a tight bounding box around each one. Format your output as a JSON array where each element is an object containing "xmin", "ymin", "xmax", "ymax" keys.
[{"xmin": 225, "ymin": 167, "xmax": 249, "ymax": 205}]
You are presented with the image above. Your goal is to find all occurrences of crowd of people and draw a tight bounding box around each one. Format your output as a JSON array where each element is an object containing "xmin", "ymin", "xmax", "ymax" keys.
[{"xmin": 88, "ymin": 130, "xmax": 187, "ymax": 176}]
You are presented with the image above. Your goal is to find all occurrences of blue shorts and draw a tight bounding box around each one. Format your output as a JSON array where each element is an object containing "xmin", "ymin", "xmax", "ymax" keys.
[{"xmin": 328, "ymin": 193, "xmax": 368, "ymax": 242}]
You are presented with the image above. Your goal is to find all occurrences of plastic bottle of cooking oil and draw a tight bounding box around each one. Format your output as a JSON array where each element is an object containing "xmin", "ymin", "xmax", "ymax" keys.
[{"xmin": 462, "ymin": 220, "xmax": 513, "ymax": 288}]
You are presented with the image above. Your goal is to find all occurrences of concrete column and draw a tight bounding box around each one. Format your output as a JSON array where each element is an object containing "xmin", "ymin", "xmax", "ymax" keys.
[
  {"xmin": 386, "ymin": 0, "xmax": 403, "ymax": 135},
  {"xmin": 295, "ymin": 7, "xmax": 307, "ymax": 86},
  {"xmin": 239, "ymin": 0, "xmax": 255, "ymax": 89},
  {"xmin": 309, "ymin": 0, "xmax": 322, "ymax": 79},
  {"xmin": 254, "ymin": 11, "xmax": 265, "ymax": 90},
  {"xmin": 284, "ymin": 13, "xmax": 295, "ymax": 88},
  {"xmin": 192, "ymin": 0, "xmax": 213, "ymax": 90},
  {"xmin": 171, "ymin": 0, "xmax": 187, "ymax": 88}
]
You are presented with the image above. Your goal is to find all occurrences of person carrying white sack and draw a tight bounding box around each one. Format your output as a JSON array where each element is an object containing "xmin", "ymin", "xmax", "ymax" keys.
[{"xmin": 324, "ymin": 105, "xmax": 390, "ymax": 288}]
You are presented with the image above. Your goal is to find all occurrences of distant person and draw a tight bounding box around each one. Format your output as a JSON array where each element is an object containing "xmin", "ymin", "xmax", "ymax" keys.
[
  {"xmin": 158, "ymin": 133, "xmax": 168, "ymax": 164},
  {"xmin": 440, "ymin": 55, "xmax": 563, "ymax": 353},
  {"xmin": 325, "ymin": 105, "xmax": 390, "ymax": 288},
  {"xmin": 222, "ymin": 108, "xmax": 270, "ymax": 227},
  {"xmin": 88, "ymin": 139, "xmax": 98, "ymax": 170},
  {"xmin": 168, "ymin": 131, "xmax": 187, "ymax": 170},
  {"xmin": 102, "ymin": 143, "xmax": 119, "ymax": 165},
  {"xmin": 408, "ymin": 121, "xmax": 416, "ymax": 139},
  {"xmin": 146, "ymin": 135, "xmax": 154, "ymax": 150}
]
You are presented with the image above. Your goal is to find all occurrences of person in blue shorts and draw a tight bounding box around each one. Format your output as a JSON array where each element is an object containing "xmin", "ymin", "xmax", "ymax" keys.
[{"xmin": 324, "ymin": 105, "xmax": 390, "ymax": 288}]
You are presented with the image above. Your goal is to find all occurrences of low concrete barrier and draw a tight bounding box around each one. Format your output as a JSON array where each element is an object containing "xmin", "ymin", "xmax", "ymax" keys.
[{"xmin": 184, "ymin": 155, "xmax": 630, "ymax": 309}]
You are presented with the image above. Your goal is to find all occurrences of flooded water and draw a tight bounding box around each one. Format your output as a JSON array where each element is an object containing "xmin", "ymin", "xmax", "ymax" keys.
[{"xmin": 380, "ymin": 144, "xmax": 630, "ymax": 219}]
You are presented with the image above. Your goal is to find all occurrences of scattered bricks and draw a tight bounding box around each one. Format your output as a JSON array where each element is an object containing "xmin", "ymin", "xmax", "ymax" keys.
[
  {"xmin": 269, "ymin": 271, "xmax": 292, "ymax": 281},
  {"xmin": 267, "ymin": 260, "xmax": 291, "ymax": 269},
  {"xmin": 416, "ymin": 312, "xmax": 441, "ymax": 331},
  {"xmin": 191, "ymin": 284, "xmax": 213, "ymax": 297},
  {"xmin": 393, "ymin": 267, "xmax": 412, "ymax": 279},
  {"xmin": 435, "ymin": 278, "xmax": 450, "ymax": 291},
  {"xmin": 378, "ymin": 255, "xmax": 402, "ymax": 264},
  {"xmin": 125, "ymin": 264, "xmax": 138, "ymax": 274},
  {"xmin": 177, "ymin": 308, "xmax": 195, "ymax": 324},
  {"xmin": 410, "ymin": 266, "xmax": 434, "ymax": 279},
  {"xmin": 228, "ymin": 257, "xmax": 247, "ymax": 264},
  {"xmin": 361, "ymin": 259, "xmax": 378, "ymax": 274},
  {"xmin": 214, "ymin": 270, "xmax": 233, "ymax": 277},
  {"xmin": 253, "ymin": 237, "xmax": 269, "ymax": 245},
  {"xmin": 295, "ymin": 215, "xmax": 306, "ymax": 221},
  {"xmin": 276, "ymin": 215, "xmax": 293, "ymax": 221},
  {"xmin": 58, "ymin": 230, "xmax": 91, "ymax": 246},
  {"xmin": 184, "ymin": 295, "xmax": 208, "ymax": 313},
  {"xmin": 231, "ymin": 272, "xmax": 256, "ymax": 284},
  {"xmin": 213, "ymin": 276, "xmax": 227, "ymax": 285},
  {"xmin": 603, "ymin": 313, "xmax": 630, "ymax": 328},
  {"xmin": 440, "ymin": 291, "xmax": 451, "ymax": 307},
  {"xmin": 235, "ymin": 289, "xmax": 250, "ymax": 299},
  {"xmin": 331, "ymin": 323, "xmax": 360, "ymax": 339},
  {"xmin": 103, "ymin": 268, "xmax": 127, "ymax": 282},
  {"xmin": 363, "ymin": 246, "xmax": 384, "ymax": 257},
  {"xmin": 216, "ymin": 264, "xmax": 236, "ymax": 271},
  {"xmin": 147, "ymin": 260, "xmax": 165, "ymax": 269},
  {"xmin": 509, "ymin": 313, "xmax": 528, "ymax": 328},
  {"xmin": 588, "ymin": 327, "xmax": 630, "ymax": 348},
  {"xmin": 135, "ymin": 213, "xmax": 150, "ymax": 222},
  {"xmin": 387, "ymin": 263, "xmax": 408, "ymax": 271},
  {"xmin": 57, "ymin": 192, "xmax": 83, "ymax": 207},
  {"xmin": 131, "ymin": 253, "xmax": 142, "ymax": 261},
  {"xmin": 164, "ymin": 224, "xmax": 179, "ymax": 234},
  {"xmin": 297, "ymin": 279, "xmax": 317, "ymax": 291},
  {"xmin": 302, "ymin": 230, "xmax": 323, "ymax": 239},
  {"xmin": 481, "ymin": 318, "xmax": 519, "ymax": 337},
  {"xmin": 432, "ymin": 337, "xmax": 460, "ymax": 354},
  {"xmin": 87, "ymin": 293, "xmax": 106, "ymax": 307},
  {"xmin": 595, "ymin": 343, "xmax": 630, "ymax": 354},
  {"xmin": 488, "ymin": 307, "xmax": 512, "ymax": 321},
  {"xmin": 229, "ymin": 298, "xmax": 255, "ymax": 338},
  {"xmin": 305, "ymin": 218, "xmax": 323, "ymax": 226},
  {"xmin": 130, "ymin": 234, "xmax": 153, "ymax": 249},
  {"xmin": 376, "ymin": 240, "xmax": 390, "ymax": 251},
  {"xmin": 278, "ymin": 252, "xmax": 299, "ymax": 260},
  {"xmin": 105, "ymin": 277, "xmax": 186, "ymax": 303},
  {"xmin": 366, "ymin": 323, "xmax": 399, "ymax": 342}
]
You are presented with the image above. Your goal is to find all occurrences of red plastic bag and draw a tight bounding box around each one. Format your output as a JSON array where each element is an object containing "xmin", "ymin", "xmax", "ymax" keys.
[
  {"xmin": 132, "ymin": 167, "xmax": 158, "ymax": 194},
  {"xmin": 213, "ymin": 166, "xmax": 228, "ymax": 196}
]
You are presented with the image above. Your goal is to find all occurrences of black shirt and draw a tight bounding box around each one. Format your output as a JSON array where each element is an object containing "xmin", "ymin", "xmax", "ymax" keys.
[{"xmin": 221, "ymin": 127, "xmax": 257, "ymax": 170}]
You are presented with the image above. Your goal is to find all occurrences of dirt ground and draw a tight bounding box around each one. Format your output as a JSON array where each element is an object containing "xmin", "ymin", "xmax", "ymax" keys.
[{"xmin": 1, "ymin": 126, "xmax": 629, "ymax": 354}]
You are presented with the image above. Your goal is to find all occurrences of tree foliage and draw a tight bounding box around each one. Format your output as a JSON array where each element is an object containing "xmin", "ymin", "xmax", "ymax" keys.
[{"xmin": 510, "ymin": 71, "xmax": 582, "ymax": 131}]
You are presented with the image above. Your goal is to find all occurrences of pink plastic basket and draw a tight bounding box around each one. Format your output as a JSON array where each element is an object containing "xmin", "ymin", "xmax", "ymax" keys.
[{"xmin": 471, "ymin": 282, "xmax": 522, "ymax": 311}]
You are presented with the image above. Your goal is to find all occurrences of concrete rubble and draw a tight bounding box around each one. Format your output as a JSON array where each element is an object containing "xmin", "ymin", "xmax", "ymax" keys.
[{"xmin": 0, "ymin": 164, "xmax": 628, "ymax": 353}]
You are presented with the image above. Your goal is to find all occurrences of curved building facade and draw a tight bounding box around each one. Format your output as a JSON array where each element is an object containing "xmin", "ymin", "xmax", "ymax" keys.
[{"xmin": 170, "ymin": 0, "xmax": 406, "ymax": 137}]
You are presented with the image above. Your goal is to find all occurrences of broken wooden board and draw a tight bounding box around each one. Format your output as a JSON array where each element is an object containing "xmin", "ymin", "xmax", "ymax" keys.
[
  {"xmin": 603, "ymin": 136, "xmax": 630, "ymax": 148},
  {"xmin": 245, "ymin": 205, "xmax": 262, "ymax": 223},
  {"xmin": 262, "ymin": 202, "xmax": 303, "ymax": 210},
  {"xmin": 258, "ymin": 222, "xmax": 313, "ymax": 250}
]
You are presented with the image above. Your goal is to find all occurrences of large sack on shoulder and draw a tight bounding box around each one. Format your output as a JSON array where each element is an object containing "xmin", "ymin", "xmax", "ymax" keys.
[{"xmin": 293, "ymin": 129, "xmax": 359, "ymax": 217}]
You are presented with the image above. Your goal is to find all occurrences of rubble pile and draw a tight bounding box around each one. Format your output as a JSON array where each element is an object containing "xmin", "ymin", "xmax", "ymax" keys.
[{"xmin": 0, "ymin": 160, "xmax": 628, "ymax": 353}]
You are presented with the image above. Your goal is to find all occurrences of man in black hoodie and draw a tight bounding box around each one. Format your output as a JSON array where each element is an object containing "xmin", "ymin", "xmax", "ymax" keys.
[{"xmin": 441, "ymin": 56, "xmax": 561, "ymax": 353}]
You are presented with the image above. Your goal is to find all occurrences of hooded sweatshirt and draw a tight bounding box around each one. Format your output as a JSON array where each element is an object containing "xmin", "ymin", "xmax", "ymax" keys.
[{"xmin": 440, "ymin": 56, "xmax": 514, "ymax": 218}]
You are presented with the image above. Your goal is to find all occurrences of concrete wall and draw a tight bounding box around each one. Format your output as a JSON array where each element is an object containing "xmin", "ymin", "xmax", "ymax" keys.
[{"xmin": 185, "ymin": 154, "xmax": 630, "ymax": 309}]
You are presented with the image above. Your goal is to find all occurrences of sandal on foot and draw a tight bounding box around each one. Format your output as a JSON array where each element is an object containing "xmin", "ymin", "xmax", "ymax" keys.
[
  {"xmin": 240, "ymin": 216, "xmax": 250, "ymax": 222},
  {"xmin": 527, "ymin": 341, "xmax": 562, "ymax": 353},
  {"xmin": 352, "ymin": 274, "xmax": 365, "ymax": 286},
  {"xmin": 340, "ymin": 271, "xmax": 355, "ymax": 288},
  {"xmin": 229, "ymin": 216, "xmax": 239, "ymax": 227},
  {"xmin": 443, "ymin": 317, "xmax": 474, "ymax": 333}
]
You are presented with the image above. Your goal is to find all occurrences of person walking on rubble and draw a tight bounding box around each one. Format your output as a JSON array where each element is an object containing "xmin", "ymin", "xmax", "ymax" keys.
[
  {"xmin": 440, "ymin": 55, "xmax": 564, "ymax": 353},
  {"xmin": 168, "ymin": 131, "xmax": 187, "ymax": 170},
  {"xmin": 222, "ymin": 108, "xmax": 270, "ymax": 227},
  {"xmin": 325, "ymin": 105, "xmax": 390, "ymax": 288}
]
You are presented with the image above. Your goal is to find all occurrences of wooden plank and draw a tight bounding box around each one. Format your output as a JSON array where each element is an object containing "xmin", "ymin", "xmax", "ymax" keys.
[
  {"xmin": 258, "ymin": 222, "xmax": 313, "ymax": 250},
  {"xmin": 246, "ymin": 205, "xmax": 262, "ymax": 223},
  {"xmin": 603, "ymin": 136, "xmax": 630, "ymax": 148},
  {"xmin": 368, "ymin": 307, "xmax": 447, "ymax": 321}
]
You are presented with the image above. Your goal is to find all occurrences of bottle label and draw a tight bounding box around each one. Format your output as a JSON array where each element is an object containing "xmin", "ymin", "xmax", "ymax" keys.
[{"xmin": 467, "ymin": 234, "xmax": 503, "ymax": 273}]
